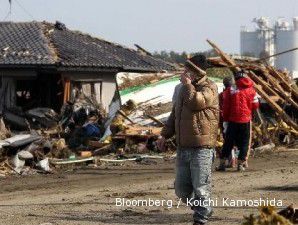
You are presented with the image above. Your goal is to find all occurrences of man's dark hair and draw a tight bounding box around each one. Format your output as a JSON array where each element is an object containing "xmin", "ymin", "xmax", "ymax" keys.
[
  {"xmin": 223, "ymin": 76, "xmax": 233, "ymax": 88},
  {"xmin": 185, "ymin": 54, "xmax": 211, "ymax": 71},
  {"xmin": 234, "ymin": 70, "xmax": 245, "ymax": 80}
]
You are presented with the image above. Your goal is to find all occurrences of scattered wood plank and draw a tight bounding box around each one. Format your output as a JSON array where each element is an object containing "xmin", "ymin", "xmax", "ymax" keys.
[
  {"xmin": 206, "ymin": 39, "xmax": 298, "ymax": 133},
  {"xmin": 145, "ymin": 114, "xmax": 165, "ymax": 127},
  {"xmin": 267, "ymin": 66, "xmax": 298, "ymax": 100},
  {"xmin": 50, "ymin": 157, "xmax": 95, "ymax": 165},
  {"xmin": 117, "ymin": 110, "xmax": 135, "ymax": 124}
]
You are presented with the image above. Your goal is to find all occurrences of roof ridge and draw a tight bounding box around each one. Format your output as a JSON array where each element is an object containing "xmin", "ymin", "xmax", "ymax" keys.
[
  {"xmin": 64, "ymin": 26, "xmax": 139, "ymax": 54},
  {"xmin": 40, "ymin": 22, "xmax": 60, "ymax": 64},
  {"xmin": 0, "ymin": 21, "xmax": 142, "ymax": 55},
  {"xmin": 0, "ymin": 21, "xmax": 37, "ymax": 24}
]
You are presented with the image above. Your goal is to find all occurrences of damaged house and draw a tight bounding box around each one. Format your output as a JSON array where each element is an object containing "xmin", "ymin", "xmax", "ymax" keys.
[{"xmin": 0, "ymin": 21, "xmax": 174, "ymax": 130}]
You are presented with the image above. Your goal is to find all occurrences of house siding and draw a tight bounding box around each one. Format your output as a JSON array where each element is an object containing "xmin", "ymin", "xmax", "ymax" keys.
[{"xmin": 61, "ymin": 72, "xmax": 118, "ymax": 112}]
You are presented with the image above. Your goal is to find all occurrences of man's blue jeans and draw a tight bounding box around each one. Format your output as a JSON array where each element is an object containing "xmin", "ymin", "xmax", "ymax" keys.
[{"xmin": 175, "ymin": 148, "xmax": 214, "ymax": 224}]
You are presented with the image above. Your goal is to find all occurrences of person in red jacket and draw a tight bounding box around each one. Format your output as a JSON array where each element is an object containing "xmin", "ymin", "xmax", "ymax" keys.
[
  {"xmin": 218, "ymin": 76, "xmax": 237, "ymax": 167},
  {"xmin": 219, "ymin": 76, "xmax": 233, "ymax": 134},
  {"xmin": 218, "ymin": 70, "xmax": 259, "ymax": 171}
]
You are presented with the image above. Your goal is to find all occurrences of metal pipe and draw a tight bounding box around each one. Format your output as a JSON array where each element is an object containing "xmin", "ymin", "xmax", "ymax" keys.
[{"xmin": 255, "ymin": 47, "xmax": 298, "ymax": 62}]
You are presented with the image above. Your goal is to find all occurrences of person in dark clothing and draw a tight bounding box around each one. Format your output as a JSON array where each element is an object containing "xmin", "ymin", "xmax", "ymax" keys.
[
  {"xmin": 218, "ymin": 76, "xmax": 236, "ymax": 167},
  {"xmin": 219, "ymin": 76, "xmax": 233, "ymax": 134},
  {"xmin": 218, "ymin": 71, "xmax": 259, "ymax": 171}
]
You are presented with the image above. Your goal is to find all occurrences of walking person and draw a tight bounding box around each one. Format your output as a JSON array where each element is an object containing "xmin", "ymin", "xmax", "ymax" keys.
[
  {"xmin": 157, "ymin": 55, "xmax": 219, "ymax": 225},
  {"xmin": 218, "ymin": 71, "xmax": 259, "ymax": 172},
  {"xmin": 219, "ymin": 76, "xmax": 236, "ymax": 167},
  {"xmin": 219, "ymin": 76, "xmax": 233, "ymax": 135}
]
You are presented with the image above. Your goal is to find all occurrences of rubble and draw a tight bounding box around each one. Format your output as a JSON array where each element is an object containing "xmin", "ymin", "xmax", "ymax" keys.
[
  {"xmin": 117, "ymin": 72, "xmax": 176, "ymax": 91},
  {"xmin": 242, "ymin": 205, "xmax": 296, "ymax": 225},
  {"xmin": 0, "ymin": 117, "xmax": 10, "ymax": 139},
  {"xmin": 278, "ymin": 205, "xmax": 298, "ymax": 224},
  {"xmin": 0, "ymin": 77, "xmax": 171, "ymax": 177},
  {"xmin": 0, "ymin": 134, "xmax": 41, "ymax": 149},
  {"xmin": 1, "ymin": 42, "xmax": 298, "ymax": 178},
  {"xmin": 206, "ymin": 39, "xmax": 298, "ymax": 148},
  {"xmin": 0, "ymin": 91, "xmax": 109, "ymax": 177},
  {"xmin": 3, "ymin": 107, "xmax": 59, "ymax": 131}
]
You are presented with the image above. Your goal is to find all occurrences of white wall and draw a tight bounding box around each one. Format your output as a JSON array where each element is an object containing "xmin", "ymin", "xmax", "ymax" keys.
[{"xmin": 62, "ymin": 71, "xmax": 117, "ymax": 112}]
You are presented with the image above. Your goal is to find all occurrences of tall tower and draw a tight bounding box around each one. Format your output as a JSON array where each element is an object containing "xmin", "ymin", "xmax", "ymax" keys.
[
  {"xmin": 275, "ymin": 18, "xmax": 298, "ymax": 78},
  {"xmin": 240, "ymin": 17, "xmax": 275, "ymax": 65}
]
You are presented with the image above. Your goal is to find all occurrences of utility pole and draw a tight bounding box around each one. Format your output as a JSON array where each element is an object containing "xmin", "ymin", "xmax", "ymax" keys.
[{"xmin": 9, "ymin": 0, "xmax": 12, "ymax": 11}]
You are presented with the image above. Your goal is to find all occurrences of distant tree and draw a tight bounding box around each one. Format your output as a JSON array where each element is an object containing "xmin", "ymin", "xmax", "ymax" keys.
[
  {"xmin": 153, "ymin": 49, "xmax": 218, "ymax": 64},
  {"xmin": 242, "ymin": 52, "xmax": 256, "ymax": 57},
  {"xmin": 153, "ymin": 49, "xmax": 236, "ymax": 79}
]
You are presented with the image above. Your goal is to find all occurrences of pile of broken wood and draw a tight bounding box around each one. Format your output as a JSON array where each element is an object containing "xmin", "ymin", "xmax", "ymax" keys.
[
  {"xmin": 0, "ymin": 100, "xmax": 169, "ymax": 177},
  {"xmin": 206, "ymin": 40, "xmax": 298, "ymax": 148},
  {"xmin": 1, "ymin": 40, "xmax": 298, "ymax": 177}
]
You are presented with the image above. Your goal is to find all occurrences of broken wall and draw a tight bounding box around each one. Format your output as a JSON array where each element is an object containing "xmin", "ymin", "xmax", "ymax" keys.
[
  {"xmin": 0, "ymin": 76, "xmax": 16, "ymax": 113},
  {"xmin": 0, "ymin": 70, "xmax": 64, "ymax": 113},
  {"xmin": 0, "ymin": 70, "xmax": 38, "ymax": 113},
  {"xmin": 61, "ymin": 71, "xmax": 118, "ymax": 112}
]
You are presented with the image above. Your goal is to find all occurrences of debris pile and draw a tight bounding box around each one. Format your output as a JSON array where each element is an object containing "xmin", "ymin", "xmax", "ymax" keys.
[
  {"xmin": 0, "ymin": 92, "xmax": 108, "ymax": 177},
  {"xmin": 206, "ymin": 40, "xmax": 298, "ymax": 148},
  {"xmin": 242, "ymin": 205, "xmax": 297, "ymax": 225},
  {"xmin": 103, "ymin": 98, "xmax": 175, "ymax": 155},
  {"xmin": 1, "ymin": 42, "xmax": 298, "ymax": 177},
  {"xmin": 117, "ymin": 72, "xmax": 180, "ymax": 91},
  {"xmin": 0, "ymin": 82, "xmax": 174, "ymax": 177}
]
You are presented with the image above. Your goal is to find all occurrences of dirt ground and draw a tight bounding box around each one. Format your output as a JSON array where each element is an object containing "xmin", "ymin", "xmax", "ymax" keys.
[{"xmin": 0, "ymin": 150, "xmax": 297, "ymax": 225}]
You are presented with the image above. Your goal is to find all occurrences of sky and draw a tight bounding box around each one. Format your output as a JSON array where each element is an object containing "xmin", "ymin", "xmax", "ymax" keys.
[{"xmin": 0, "ymin": 0, "xmax": 297, "ymax": 53}]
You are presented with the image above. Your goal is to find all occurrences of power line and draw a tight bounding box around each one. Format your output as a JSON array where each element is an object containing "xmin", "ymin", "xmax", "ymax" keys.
[
  {"xmin": 2, "ymin": 11, "xmax": 11, "ymax": 21},
  {"xmin": 14, "ymin": 0, "xmax": 35, "ymax": 20},
  {"xmin": 2, "ymin": 0, "xmax": 12, "ymax": 21}
]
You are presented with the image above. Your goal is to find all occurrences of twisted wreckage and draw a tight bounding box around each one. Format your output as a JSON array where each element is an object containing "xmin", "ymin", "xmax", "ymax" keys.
[
  {"xmin": 0, "ymin": 21, "xmax": 175, "ymax": 176},
  {"xmin": 0, "ymin": 22, "xmax": 297, "ymax": 177},
  {"xmin": 206, "ymin": 40, "xmax": 298, "ymax": 148}
]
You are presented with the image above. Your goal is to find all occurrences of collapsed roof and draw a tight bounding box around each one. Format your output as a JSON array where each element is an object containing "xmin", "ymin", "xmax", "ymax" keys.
[{"xmin": 0, "ymin": 21, "xmax": 175, "ymax": 72}]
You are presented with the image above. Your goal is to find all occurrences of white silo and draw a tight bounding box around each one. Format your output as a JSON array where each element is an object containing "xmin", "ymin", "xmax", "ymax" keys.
[
  {"xmin": 293, "ymin": 17, "xmax": 298, "ymax": 30},
  {"xmin": 275, "ymin": 18, "xmax": 298, "ymax": 78},
  {"xmin": 240, "ymin": 27, "xmax": 260, "ymax": 57},
  {"xmin": 240, "ymin": 17, "xmax": 275, "ymax": 65}
]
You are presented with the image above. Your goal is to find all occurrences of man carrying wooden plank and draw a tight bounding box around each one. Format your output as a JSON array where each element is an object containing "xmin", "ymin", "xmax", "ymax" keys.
[{"xmin": 157, "ymin": 55, "xmax": 219, "ymax": 225}]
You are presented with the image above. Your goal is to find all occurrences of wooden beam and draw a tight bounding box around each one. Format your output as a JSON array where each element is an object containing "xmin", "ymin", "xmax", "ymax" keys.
[
  {"xmin": 206, "ymin": 39, "xmax": 240, "ymax": 73},
  {"xmin": 248, "ymin": 72, "xmax": 282, "ymax": 99},
  {"xmin": 269, "ymin": 96, "xmax": 281, "ymax": 102},
  {"xmin": 185, "ymin": 59, "xmax": 207, "ymax": 76},
  {"xmin": 206, "ymin": 39, "xmax": 298, "ymax": 132},
  {"xmin": 145, "ymin": 114, "xmax": 164, "ymax": 127},
  {"xmin": 63, "ymin": 79, "xmax": 70, "ymax": 103},
  {"xmin": 251, "ymin": 76, "xmax": 298, "ymax": 131},
  {"xmin": 118, "ymin": 110, "xmax": 135, "ymax": 125},
  {"xmin": 267, "ymin": 66, "xmax": 298, "ymax": 100},
  {"xmin": 261, "ymin": 70, "xmax": 298, "ymax": 111}
]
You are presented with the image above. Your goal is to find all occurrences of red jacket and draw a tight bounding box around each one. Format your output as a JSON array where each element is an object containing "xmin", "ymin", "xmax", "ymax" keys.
[
  {"xmin": 223, "ymin": 77, "xmax": 259, "ymax": 123},
  {"xmin": 219, "ymin": 88, "xmax": 229, "ymax": 119}
]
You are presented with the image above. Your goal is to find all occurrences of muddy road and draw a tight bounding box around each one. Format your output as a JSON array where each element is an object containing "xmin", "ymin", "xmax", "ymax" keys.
[{"xmin": 0, "ymin": 150, "xmax": 297, "ymax": 225}]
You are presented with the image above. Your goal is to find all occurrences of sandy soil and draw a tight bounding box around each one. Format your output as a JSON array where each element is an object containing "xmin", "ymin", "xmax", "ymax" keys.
[{"xmin": 0, "ymin": 150, "xmax": 297, "ymax": 225}]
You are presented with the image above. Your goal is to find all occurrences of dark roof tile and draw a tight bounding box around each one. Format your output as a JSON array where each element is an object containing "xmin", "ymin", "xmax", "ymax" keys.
[
  {"xmin": 0, "ymin": 22, "xmax": 56, "ymax": 65},
  {"xmin": 0, "ymin": 21, "xmax": 174, "ymax": 71}
]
